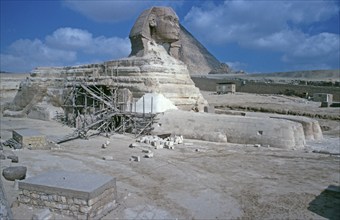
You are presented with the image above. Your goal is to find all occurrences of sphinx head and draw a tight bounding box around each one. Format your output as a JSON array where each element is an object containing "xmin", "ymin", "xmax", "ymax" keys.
[{"xmin": 129, "ymin": 7, "xmax": 181, "ymax": 58}]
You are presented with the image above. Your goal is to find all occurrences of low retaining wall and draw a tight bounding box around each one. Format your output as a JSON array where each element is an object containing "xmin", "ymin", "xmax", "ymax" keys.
[
  {"xmin": 152, "ymin": 110, "xmax": 306, "ymax": 149},
  {"xmin": 18, "ymin": 171, "xmax": 116, "ymax": 219}
]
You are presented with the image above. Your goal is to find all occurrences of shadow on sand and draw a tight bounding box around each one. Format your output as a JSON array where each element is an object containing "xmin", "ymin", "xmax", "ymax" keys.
[{"xmin": 308, "ymin": 185, "xmax": 340, "ymax": 220}]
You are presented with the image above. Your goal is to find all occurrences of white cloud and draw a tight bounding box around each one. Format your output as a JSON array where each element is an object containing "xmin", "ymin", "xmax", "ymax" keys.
[
  {"xmin": 91, "ymin": 36, "xmax": 130, "ymax": 56},
  {"xmin": 183, "ymin": 0, "xmax": 340, "ymax": 69},
  {"xmin": 0, "ymin": 28, "xmax": 131, "ymax": 72},
  {"xmin": 0, "ymin": 39, "xmax": 77, "ymax": 72},
  {"xmin": 281, "ymin": 32, "xmax": 340, "ymax": 68},
  {"xmin": 63, "ymin": 0, "xmax": 183, "ymax": 22},
  {"xmin": 225, "ymin": 61, "xmax": 247, "ymax": 71},
  {"xmin": 46, "ymin": 28, "xmax": 93, "ymax": 50},
  {"xmin": 45, "ymin": 27, "xmax": 131, "ymax": 57},
  {"xmin": 290, "ymin": 33, "xmax": 339, "ymax": 58}
]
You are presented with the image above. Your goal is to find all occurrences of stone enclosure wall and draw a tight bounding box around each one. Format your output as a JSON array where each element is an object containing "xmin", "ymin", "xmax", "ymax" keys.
[{"xmin": 18, "ymin": 186, "xmax": 116, "ymax": 219}]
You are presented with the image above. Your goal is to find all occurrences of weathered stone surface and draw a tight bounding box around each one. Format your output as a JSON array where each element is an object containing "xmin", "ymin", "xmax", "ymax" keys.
[
  {"xmin": 32, "ymin": 209, "xmax": 53, "ymax": 220},
  {"xmin": 270, "ymin": 115, "xmax": 323, "ymax": 141},
  {"xmin": 12, "ymin": 129, "xmax": 47, "ymax": 149},
  {"xmin": 129, "ymin": 6, "xmax": 231, "ymax": 75},
  {"xmin": 18, "ymin": 171, "xmax": 117, "ymax": 219},
  {"xmin": 2, "ymin": 166, "xmax": 27, "ymax": 181},
  {"xmin": 152, "ymin": 110, "xmax": 306, "ymax": 149}
]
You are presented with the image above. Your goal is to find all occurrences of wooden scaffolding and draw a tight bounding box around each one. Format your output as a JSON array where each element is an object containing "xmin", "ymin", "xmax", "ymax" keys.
[{"xmin": 55, "ymin": 83, "xmax": 156, "ymax": 142}]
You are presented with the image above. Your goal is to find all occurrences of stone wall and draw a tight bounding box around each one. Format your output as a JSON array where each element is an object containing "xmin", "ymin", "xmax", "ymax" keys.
[
  {"xmin": 152, "ymin": 110, "xmax": 306, "ymax": 149},
  {"xmin": 12, "ymin": 129, "xmax": 47, "ymax": 149},
  {"xmin": 18, "ymin": 185, "xmax": 116, "ymax": 219}
]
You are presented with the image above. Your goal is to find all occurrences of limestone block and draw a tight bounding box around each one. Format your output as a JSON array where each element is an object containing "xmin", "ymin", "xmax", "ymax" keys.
[
  {"xmin": 79, "ymin": 205, "xmax": 92, "ymax": 214},
  {"xmin": 144, "ymin": 152, "xmax": 154, "ymax": 158},
  {"xmin": 174, "ymin": 135, "xmax": 184, "ymax": 144},
  {"xmin": 32, "ymin": 209, "xmax": 53, "ymax": 220},
  {"xmin": 165, "ymin": 141, "xmax": 174, "ymax": 148},
  {"xmin": 7, "ymin": 155, "xmax": 19, "ymax": 163},
  {"xmin": 270, "ymin": 115, "xmax": 323, "ymax": 141},
  {"xmin": 103, "ymin": 156, "xmax": 114, "ymax": 161},
  {"xmin": 12, "ymin": 129, "xmax": 46, "ymax": 149},
  {"xmin": 131, "ymin": 155, "xmax": 141, "ymax": 162},
  {"xmin": 20, "ymin": 196, "xmax": 31, "ymax": 203},
  {"xmin": 40, "ymin": 195, "xmax": 48, "ymax": 201},
  {"xmin": 117, "ymin": 66, "xmax": 141, "ymax": 74},
  {"xmin": 151, "ymin": 140, "xmax": 160, "ymax": 148},
  {"xmin": 129, "ymin": 143, "xmax": 140, "ymax": 148}
]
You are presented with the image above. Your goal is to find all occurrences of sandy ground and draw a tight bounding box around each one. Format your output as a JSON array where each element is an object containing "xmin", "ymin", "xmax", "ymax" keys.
[{"xmin": 0, "ymin": 92, "xmax": 339, "ymax": 219}]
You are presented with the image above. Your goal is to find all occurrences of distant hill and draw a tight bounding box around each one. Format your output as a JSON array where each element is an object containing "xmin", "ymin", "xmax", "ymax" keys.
[{"xmin": 251, "ymin": 70, "xmax": 340, "ymax": 80}]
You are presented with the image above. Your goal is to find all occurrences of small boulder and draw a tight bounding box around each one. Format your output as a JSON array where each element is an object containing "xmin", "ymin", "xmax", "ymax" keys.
[
  {"xmin": 7, "ymin": 155, "xmax": 19, "ymax": 163},
  {"xmin": 102, "ymin": 156, "xmax": 114, "ymax": 161},
  {"xmin": 2, "ymin": 166, "xmax": 27, "ymax": 181},
  {"xmin": 130, "ymin": 155, "xmax": 140, "ymax": 162},
  {"xmin": 144, "ymin": 152, "xmax": 154, "ymax": 158},
  {"xmin": 0, "ymin": 153, "xmax": 5, "ymax": 160},
  {"xmin": 129, "ymin": 143, "xmax": 140, "ymax": 148}
]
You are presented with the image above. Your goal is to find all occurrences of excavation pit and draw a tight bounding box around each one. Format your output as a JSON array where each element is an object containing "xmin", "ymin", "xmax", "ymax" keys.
[{"xmin": 18, "ymin": 171, "xmax": 117, "ymax": 219}]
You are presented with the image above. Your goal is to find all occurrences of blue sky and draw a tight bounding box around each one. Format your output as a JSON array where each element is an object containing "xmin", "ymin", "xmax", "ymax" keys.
[{"xmin": 1, "ymin": 0, "xmax": 339, "ymax": 73}]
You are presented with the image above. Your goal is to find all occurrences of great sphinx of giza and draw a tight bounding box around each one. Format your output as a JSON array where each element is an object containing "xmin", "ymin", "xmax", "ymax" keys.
[
  {"xmin": 129, "ymin": 7, "xmax": 181, "ymax": 59},
  {"xmin": 3, "ymin": 6, "xmax": 208, "ymax": 120},
  {"xmin": 129, "ymin": 7, "xmax": 230, "ymax": 74}
]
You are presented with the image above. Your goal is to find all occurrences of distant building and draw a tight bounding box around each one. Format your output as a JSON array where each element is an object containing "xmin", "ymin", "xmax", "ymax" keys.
[
  {"xmin": 216, "ymin": 82, "xmax": 236, "ymax": 94},
  {"xmin": 313, "ymin": 93, "xmax": 333, "ymax": 103}
]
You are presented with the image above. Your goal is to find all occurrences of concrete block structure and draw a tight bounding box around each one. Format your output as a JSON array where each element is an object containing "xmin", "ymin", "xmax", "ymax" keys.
[
  {"xmin": 216, "ymin": 82, "xmax": 236, "ymax": 94},
  {"xmin": 313, "ymin": 93, "xmax": 333, "ymax": 103},
  {"xmin": 18, "ymin": 171, "xmax": 117, "ymax": 219},
  {"xmin": 12, "ymin": 129, "xmax": 46, "ymax": 149}
]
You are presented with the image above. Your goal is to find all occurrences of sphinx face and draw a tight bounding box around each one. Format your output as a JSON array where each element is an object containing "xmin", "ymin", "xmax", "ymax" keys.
[{"xmin": 150, "ymin": 9, "xmax": 180, "ymax": 43}]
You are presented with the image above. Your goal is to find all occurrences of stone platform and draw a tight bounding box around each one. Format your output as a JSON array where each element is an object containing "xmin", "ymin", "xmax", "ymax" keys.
[
  {"xmin": 18, "ymin": 171, "xmax": 116, "ymax": 219},
  {"xmin": 12, "ymin": 129, "xmax": 46, "ymax": 149}
]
